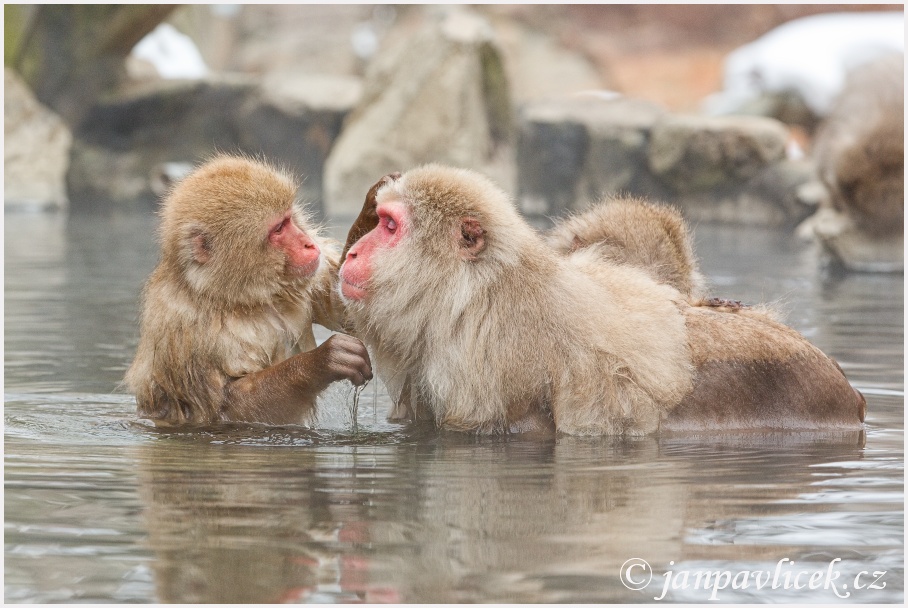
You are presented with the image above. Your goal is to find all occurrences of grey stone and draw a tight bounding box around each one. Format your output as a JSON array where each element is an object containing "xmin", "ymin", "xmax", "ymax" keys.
[
  {"xmin": 517, "ymin": 95, "xmax": 667, "ymax": 217},
  {"xmin": 648, "ymin": 114, "xmax": 788, "ymax": 193},
  {"xmin": 68, "ymin": 75, "xmax": 354, "ymax": 213},
  {"xmin": 4, "ymin": 68, "xmax": 72, "ymax": 211},
  {"xmin": 323, "ymin": 8, "xmax": 512, "ymax": 218},
  {"xmin": 664, "ymin": 160, "xmax": 820, "ymax": 228},
  {"xmin": 738, "ymin": 160, "xmax": 821, "ymax": 227},
  {"xmin": 517, "ymin": 113, "xmax": 588, "ymax": 216}
]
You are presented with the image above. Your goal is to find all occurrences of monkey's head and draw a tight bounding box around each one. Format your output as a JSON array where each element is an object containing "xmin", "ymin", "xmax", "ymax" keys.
[
  {"xmin": 832, "ymin": 136, "xmax": 905, "ymax": 234},
  {"xmin": 159, "ymin": 155, "xmax": 325, "ymax": 305},
  {"xmin": 339, "ymin": 164, "xmax": 539, "ymax": 328}
]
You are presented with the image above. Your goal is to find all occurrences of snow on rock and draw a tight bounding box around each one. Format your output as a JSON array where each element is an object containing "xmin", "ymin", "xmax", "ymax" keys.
[
  {"xmin": 704, "ymin": 12, "xmax": 904, "ymax": 117},
  {"xmin": 131, "ymin": 23, "xmax": 209, "ymax": 79}
]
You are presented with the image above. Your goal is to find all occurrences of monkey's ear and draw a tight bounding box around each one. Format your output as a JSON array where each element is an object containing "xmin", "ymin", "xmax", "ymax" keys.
[
  {"xmin": 189, "ymin": 228, "xmax": 211, "ymax": 264},
  {"xmin": 459, "ymin": 218, "xmax": 485, "ymax": 260}
]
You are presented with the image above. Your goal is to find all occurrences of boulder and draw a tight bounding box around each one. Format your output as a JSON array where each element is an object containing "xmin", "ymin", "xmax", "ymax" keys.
[
  {"xmin": 646, "ymin": 114, "xmax": 812, "ymax": 226},
  {"xmin": 4, "ymin": 69, "xmax": 72, "ymax": 211},
  {"xmin": 648, "ymin": 114, "xmax": 788, "ymax": 192},
  {"xmin": 517, "ymin": 97, "xmax": 816, "ymax": 227},
  {"xmin": 517, "ymin": 95, "xmax": 667, "ymax": 217},
  {"xmin": 68, "ymin": 75, "xmax": 357, "ymax": 213},
  {"xmin": 323, "ymin": 8, "xmax": 512, "ymax": 217}
]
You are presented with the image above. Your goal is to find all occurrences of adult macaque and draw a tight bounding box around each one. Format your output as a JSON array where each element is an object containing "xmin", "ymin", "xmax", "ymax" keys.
[
  {"xmin": 339, "ymin": 165, "xmax": 866, "ymax": 435},
  {"xmin": 125, "ymin": 155, "xmax": 379, "ymax": 425},
  {"xmin": 801, "ymin": 53, "xmax": 904, "ymax": 271},
  {"xmin": 813, "ymin": 52, "xmax": 904, "ymax": 237}
]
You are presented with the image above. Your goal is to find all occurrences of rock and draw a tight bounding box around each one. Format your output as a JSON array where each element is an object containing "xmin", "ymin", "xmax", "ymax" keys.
[
  {"xmin": 517, "ymin": 95, "xmax": 667, "ymax": 217},
  {"xmin": 4, "ymin": 68, "xmax": 72, "ymax": 211},
  {"xmin": 323, "ymin": 8, "xmax": 512, "ymax": 217},
  {"xmin": 648, "ymin": 114, "xmax": 788, "ymax": 192},
  {"xmin": 68, "ymin": 77, "xmax": 255, "ymax": 208},
  {"xmin": 656, "ymin": 159, "xmax": 819, "ymax": 228},
  {"xmin": 738, "ymin": 159, "xmax": 820, "ymax": 226},
  {"xmin": 489, "ymin": 17, "xmax": 605, "ymax": 103},
  {"xmin": 516, "ymin": 106, "xmax": 589, "ymax": 216},
  {"xmin": 68, "ymin": 75, "xmax": 355, "ymax": 213},
  {"xmin": 517, "ymin": 96, "xmax": 815, "ymax": 227},
  {"xmin": 644, "ymin": 114, "xmax": 805, "ymax": 226}
]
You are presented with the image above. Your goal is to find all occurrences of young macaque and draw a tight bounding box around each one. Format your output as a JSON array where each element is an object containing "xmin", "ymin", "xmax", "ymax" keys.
[
  {"xmin": 545, "ymin": 197, "xmax": 704, "ymax": 298},
  {"xmin": 339, "ymin": 164, "xmax": 865, "ymax": 435},
  {"xmin": 125, "ymin": 155, "xmax": 377, "ymax": 426}
]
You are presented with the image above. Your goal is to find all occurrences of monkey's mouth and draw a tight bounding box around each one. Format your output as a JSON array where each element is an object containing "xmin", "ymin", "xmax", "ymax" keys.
[
  {"xmin": 289, "ymin": 256, "xmax": 321, "ymax": 278},
  {"xmin": 339, "ymin": 277, "xmax": 368, "ymax": 301}
]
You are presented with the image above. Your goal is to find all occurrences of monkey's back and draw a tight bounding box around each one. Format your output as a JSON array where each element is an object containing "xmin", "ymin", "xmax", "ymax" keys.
[{"xmin": 662, "ymin": 305, "xmax": 866, "ymax": 431}]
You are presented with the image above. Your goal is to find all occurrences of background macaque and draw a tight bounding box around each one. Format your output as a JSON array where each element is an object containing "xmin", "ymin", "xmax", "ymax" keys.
[
  {"xmin": 125, "ymin": 155, "xmax": 374, "ymax": 425},
  {"xmin": 813, "ymin": 52, "xmax": 904, "ymax": 237},
  {"xmin": 340, "ymin": 164, "xmax": 865, "ymax": 435},
  {"xmin": 799, "ymin": 53, "xmax": 904, "ymax": 271}
]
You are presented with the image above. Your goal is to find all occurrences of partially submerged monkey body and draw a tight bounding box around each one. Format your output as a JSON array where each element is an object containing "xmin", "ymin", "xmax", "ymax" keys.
[
  {"xmin": 126, "ymin": 156, "xmax": 373, "ymax": 426},
  {"xmin": 340, "ymin": 165, "xmax": 866, "ymax": 435}
]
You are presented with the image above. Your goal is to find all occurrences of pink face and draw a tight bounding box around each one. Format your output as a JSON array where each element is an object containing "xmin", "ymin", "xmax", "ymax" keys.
[
  {"xmin": 268, "ymin": 211, "xmax": 321, "ymax": 277},
  {"xmin": 340, "ymin": 201, "xmax": 408, "ymax": 300}
]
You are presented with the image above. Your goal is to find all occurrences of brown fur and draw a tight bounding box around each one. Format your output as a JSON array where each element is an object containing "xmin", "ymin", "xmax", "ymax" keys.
[
  {"xmin": 125, "ymin": 155, "xmax": 372, "ymax": 426},
  {"xmin": 546, "ymin": 198, "xmax": 704, "ymax": 297},
  {"xmin": 813, "ymin": 53, "xmax": 904, "ymax": 236},
  {"xmin": 663, "ymin": 306, "xmax": 866, "ymax": 430},
  {"xmin": 343, "ymin": 164, "xmax": 866, "ymax": 435}
]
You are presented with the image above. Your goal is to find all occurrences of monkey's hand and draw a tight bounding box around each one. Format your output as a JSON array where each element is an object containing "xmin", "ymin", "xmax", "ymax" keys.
[
  {"xmin": 311, "ymin": 333, "xmax": 373, "ymax": 388},
  {"xmin": 222, "ymin": 334, "xmax": 372, "ymax": 423},
  {"xmin": 342, "ymin": 172, "xmax": 402, "ymax": 260}
]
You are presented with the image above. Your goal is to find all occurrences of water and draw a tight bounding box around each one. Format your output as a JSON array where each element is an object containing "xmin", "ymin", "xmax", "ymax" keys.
[{"xmin": 4, "ymin": 211, "xmax": 903, "ymax": 603}]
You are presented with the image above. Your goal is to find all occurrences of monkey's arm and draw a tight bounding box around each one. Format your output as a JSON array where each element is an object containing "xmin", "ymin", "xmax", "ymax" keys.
[
  {"xmin": 223, "ymin": 334, "xmax": 372, "ymax": 424},
  {"xmin": 311, "ymin": 247, "xmax": 348, "ymax": 332}
]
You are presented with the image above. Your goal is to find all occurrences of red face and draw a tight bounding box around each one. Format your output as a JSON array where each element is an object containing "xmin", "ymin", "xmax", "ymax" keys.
[
  {"xmin": 268, "ymin": 211, "xmax": 321, "ymax": 277},
  {"xmin": 340, "ymin": 201, "xmax": 408, "ymax": 300}
]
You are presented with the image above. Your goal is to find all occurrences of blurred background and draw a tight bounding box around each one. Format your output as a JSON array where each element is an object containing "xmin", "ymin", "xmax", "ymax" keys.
[
  {"xmin": 4, "ymin": 3, "xmax": 904, "ymax": 270},
  {"xmin": 4, "ymin": 7, "xmax": 904, "ymax": 603}
]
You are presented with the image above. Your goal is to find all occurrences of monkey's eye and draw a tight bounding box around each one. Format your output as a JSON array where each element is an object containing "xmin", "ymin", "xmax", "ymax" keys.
[
  {"xmin": 271, "ymin": 217, "xmax": 290, "ymax": 236},
  {"xmin": 381, "ymin": 216, "xmax": 397, "ymax": 233}
]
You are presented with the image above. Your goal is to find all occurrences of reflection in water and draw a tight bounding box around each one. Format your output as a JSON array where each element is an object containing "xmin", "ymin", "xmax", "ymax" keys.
[
  {"xmin": 4, "ymin": 213, "xmax": 904, "ymax": 603},
  {"xmin": 136, "ymin": 429, "xmax": 872, "ymax": 603}
]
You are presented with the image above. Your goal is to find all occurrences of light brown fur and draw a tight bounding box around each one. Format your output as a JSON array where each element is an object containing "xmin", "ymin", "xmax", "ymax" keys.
[
  {"xmin": 125, "ymin": 155, "xmax": 371, "ymax": 426},
  {"xmin": 813, "ymin": 53, "xmax": 904, "ymax": 236},
  {"xmin": 546, "ymin": 197, "xmax": 704, "ymax": 298},
  {"xmin": 342, "ymin": 164, "xmax": 866, "ymax": 435}
]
